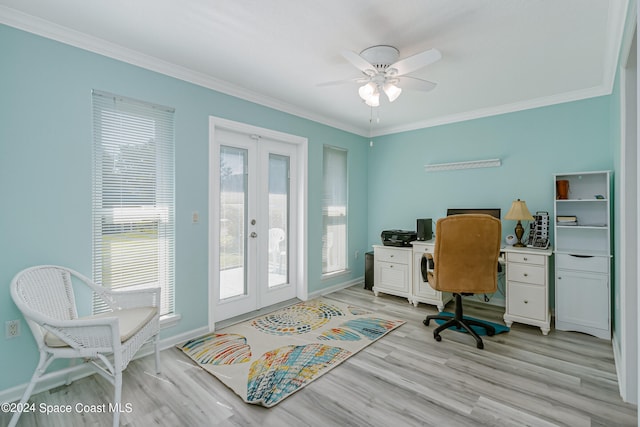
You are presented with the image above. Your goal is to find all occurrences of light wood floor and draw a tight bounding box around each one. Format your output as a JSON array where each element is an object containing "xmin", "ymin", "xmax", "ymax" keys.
[{"xmin": 2, "ymin": 285, "xmax": 637, "ymax": 426}]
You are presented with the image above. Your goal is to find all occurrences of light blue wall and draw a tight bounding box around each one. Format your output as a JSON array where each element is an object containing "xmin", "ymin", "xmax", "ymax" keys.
[
  {"xmin": 368, "ymin": 97, "xmax": 614, "ymax": 247},
  {"xmin": 0, "ymin": 25, "xmax": 369, "ymax": 391},
  {"xmin": 367, "ymin": 96, "xmax": 614, "ymax": 310}
]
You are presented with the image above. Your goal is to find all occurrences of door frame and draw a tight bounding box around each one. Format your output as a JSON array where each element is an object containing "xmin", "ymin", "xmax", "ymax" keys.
[
  {"xmin": 616, "ymin": 21, "xmax": 638, "ymax": 403},
  {"xmin": 208, "ymin": 117, "xmax": 308, "ymax": 330}
]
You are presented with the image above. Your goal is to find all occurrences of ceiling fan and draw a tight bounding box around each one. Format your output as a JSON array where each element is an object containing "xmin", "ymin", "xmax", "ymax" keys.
[{"xmin": 325, "ymin": 45, "xmax": 442, "ymax": 107}]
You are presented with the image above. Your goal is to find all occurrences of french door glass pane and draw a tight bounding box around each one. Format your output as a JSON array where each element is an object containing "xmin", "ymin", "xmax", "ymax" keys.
[
  {"xmin": 268, "ymin": 154, "xmax": 289, "ymax": 287},
  {"xmin": 219, "ymin": 146, "xmax": 248, "ymax": 300}
]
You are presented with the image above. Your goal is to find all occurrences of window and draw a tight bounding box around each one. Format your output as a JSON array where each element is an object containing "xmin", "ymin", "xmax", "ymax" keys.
[
  {"xmin": 92, "ymin": 90, "xmax": 175, "ymax": 316},
  {"xmin": 322, "ymin": 145, "xmax": 348, "ymax": 275}
]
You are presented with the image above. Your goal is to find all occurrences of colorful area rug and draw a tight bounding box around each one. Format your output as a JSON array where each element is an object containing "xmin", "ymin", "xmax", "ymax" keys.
[
  {"xmin": 178, "ymin": 298, "xmax": 404, "ymax": 407},
  {"xmin": 433, "ymin": 312, "xmax": 510, "ymax": 336}
]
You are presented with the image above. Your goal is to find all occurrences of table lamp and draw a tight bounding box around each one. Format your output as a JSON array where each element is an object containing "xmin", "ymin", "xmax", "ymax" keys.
[{"xmin": 505, "ymin": 199, "xmax": 534, "ymax": 247}]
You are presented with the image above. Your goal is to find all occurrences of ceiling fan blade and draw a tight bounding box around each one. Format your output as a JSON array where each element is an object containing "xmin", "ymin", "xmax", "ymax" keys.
[
  {"xmin": 341, "ymin": 50, "xmax": 376, "ymax": 74},
  {"xmin": 389, "ymin": 48, "xmax": 441, "ymax": 76},
  {"xmin": 316, "ymin": 77, "xmax": 368, "ymax": 87},
  {"xmin": 399, "ymin": 76, "xmax": 437, "ymax": 92}
]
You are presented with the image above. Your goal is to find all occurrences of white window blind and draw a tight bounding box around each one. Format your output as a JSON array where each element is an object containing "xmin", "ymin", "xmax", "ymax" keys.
[
  {"xmin": 322, "ymin": 145, "xmax": 348, "ymax": 275},
  {"xmin": 92, "ymin": 90, "xmax": 175, "ymax": 316}
]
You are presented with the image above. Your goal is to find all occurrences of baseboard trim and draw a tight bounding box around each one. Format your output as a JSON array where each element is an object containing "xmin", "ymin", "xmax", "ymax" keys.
[
  {"xmin": 0, "ymin": 325, "xmax": 210, "ymax": 405},
  {"xmin": 307, "ymin": 276, "xmax": 364, "ymax": 299}
]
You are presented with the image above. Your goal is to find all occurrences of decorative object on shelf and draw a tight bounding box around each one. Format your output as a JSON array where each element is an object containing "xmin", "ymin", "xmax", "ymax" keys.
[
  {"xmin": 505, "ymin": 199, "xmax": 534, "ymax": 247},
  {"xmin": 505, "ymin": 234, "xmax": 517, "ymax": 246},
  {"xmin": 424, "ymin": 158, "xmax": 501, "ymax": 172},
  {"xmin": 557, "ymin": 215, "xmax": 578, "ymax": 226},
  {"xmin": 556, "ymin": 179, "xmax": 570, "ymax": 199}
]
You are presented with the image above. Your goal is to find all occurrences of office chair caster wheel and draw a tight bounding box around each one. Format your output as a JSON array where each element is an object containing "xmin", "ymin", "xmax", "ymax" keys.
[
  {"xmin": 423, "ymin": 318, "xmax": 430, "ymax": 326},
  {"xmin": 487, "ymin": 330, "xmax": 495, "ymax": 337},
  {"xmin": 476, "ymin": 341, "xmax": 484, "ymax": 349},
  {"xmin": 434, "ymin": 333, "xmax": 441, "ymax": 342}
]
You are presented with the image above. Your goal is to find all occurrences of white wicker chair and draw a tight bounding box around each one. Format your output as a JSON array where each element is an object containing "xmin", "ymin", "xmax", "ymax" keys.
[{"xmin": 9, "ymin": 265, "xmax": 161, "ymax": 427}]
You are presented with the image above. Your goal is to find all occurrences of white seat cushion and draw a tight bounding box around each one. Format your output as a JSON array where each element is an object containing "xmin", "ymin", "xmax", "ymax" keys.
[{"xmin": 45, "ymin": 306, "xmax": 158, "ymax": 348}]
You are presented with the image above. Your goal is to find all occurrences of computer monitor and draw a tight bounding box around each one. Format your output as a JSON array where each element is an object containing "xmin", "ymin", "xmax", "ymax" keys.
[{"xmin": 446, "ymin": 208, "xmax": 501, "ymax": 219}]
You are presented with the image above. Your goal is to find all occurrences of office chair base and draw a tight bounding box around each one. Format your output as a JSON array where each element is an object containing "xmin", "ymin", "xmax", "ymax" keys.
[{"xmin": 423, "ymin": 294, "xmax": 495, "ymax": 349}]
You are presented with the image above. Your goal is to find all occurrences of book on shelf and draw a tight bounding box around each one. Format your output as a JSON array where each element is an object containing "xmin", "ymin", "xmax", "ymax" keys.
[{"xmin": 557, "ymin": 215, "xmax": 577, "ymax": 222}]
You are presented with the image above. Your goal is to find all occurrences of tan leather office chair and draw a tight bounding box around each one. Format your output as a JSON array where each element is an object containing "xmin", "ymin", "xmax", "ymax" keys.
[{"xmin": 423, "ymin": 214, "xmax": 501, "ymax": 349}]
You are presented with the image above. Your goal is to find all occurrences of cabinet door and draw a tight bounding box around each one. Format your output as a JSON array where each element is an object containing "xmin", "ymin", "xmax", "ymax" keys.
[
  {"xmin": 556, "ymin": 270, "xmax": 609, "ymax": 330},
  {"xmin": 375, "ymin": 261, "xmax": 409, "ymax": 293}
]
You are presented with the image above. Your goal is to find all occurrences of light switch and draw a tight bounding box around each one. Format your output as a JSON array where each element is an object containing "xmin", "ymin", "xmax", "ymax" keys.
[{"xmin": 192, "ymin": 211, "xmax": 199, "ymax": 224}]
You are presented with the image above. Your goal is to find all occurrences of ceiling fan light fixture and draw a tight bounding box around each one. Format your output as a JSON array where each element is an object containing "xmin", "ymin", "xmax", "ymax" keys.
[
  {"xmin": 364, "ymin": 90, "xmax": 380, "ymax": 107},
  {"xmin": 383, "ymin": 82, "xmax": 402, "ymax": 102},
  {"xmin": 358, "ymin": 82, "xmax": 377, "ymax": 101}
]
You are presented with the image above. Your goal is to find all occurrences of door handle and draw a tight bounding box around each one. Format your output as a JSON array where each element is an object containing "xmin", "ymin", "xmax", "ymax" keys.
[{"xmin": 250, "ymin": 232, "xmax": 257, "ymax": 238}]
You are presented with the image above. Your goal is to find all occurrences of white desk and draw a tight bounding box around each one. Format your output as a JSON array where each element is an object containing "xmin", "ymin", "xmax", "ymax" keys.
[
  {"xmin": 502, "ymin": 245, "xmax": 553, "ymax": 335},
  {"xmin": 372, "ymin": 241, "xmax": 553, "ymax": 335}
]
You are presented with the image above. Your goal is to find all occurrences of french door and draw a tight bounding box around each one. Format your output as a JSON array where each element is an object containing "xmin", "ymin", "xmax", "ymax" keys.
[{"xmin": 210, "ymin": 124, "xmax": 299, "ymax": 322}]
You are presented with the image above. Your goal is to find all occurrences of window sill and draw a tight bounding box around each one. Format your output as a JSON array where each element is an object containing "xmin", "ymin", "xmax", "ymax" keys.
[
  {"xmin": 322, "ymin": 269, "xmax": 351, "ymax": 281},
  {"xmin": 160, "ymin": 313, "xmax": 182, "ymax": 329}
]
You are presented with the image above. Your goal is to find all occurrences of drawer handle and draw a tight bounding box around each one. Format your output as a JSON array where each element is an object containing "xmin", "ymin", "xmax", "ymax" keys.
[
  {"xmin": 390, "ymin": 254, "xmax": 394, "ymax": 258},
  {"xmin": 524, "ymin": 300, "xmax": 528, "ymax": 304},
  {"xmin": 390, "ymin": 265, "xmax": 394, "ymax": 268},
  {"xmin": 523, "ymin": 257, "xmax": 528, "ymax": 261},
  {"xmin": 570, "ymin": 254, "xmax": 593, "ymax": 258},
  {"xmin": 523, "ymin": 273, "xmax": 528, "ymax": 277}
]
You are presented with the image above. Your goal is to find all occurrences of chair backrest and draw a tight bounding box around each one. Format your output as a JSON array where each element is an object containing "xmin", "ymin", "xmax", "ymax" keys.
[
  {"xmin": 11, "ymin": 266, "xmax": 80, "ymax": 343},
  {"xmin": 431, "ymin": 214, "xmax": 501, "ymax": 294}
]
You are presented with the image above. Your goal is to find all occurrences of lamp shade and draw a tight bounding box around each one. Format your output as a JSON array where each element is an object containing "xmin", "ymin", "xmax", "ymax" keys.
[
  {"xmin": 358, "ymin": 82, "xmax": 376, "ymax": 100},
  {"xmin": 364, "ymin": 90, "xmax": 380, "ymax": 107},
  {"xmin": 383, "ymin": 82, "xmax": 402, "ymax": 102},
  {"xmin": 505, "ymin": 199, "xmax": 534, "ymax": 221}
]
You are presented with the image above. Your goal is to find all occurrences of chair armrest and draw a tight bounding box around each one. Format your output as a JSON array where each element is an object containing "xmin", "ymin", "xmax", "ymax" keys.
[
  {"xmin": 422, "ymin": 253, "xmax": 436, "ymax": 289},
  {"xmin": 99, "ymin": 287, "xmax": 161, "ymax": 310}
]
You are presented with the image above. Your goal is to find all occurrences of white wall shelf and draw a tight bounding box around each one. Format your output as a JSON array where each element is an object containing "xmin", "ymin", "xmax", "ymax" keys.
[{"xmin": 424, "ymin": 158, "xmax": 501, "ymax": 172}]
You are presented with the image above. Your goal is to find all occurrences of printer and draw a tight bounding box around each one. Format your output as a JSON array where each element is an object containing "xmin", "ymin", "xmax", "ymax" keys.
[{"xmin": 381, "ymin": 230, "xmax": 417, "ymax": 247}]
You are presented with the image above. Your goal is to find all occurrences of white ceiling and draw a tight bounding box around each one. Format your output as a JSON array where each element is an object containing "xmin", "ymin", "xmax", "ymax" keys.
[{"xmin": 0, "ymin": 0, "xmax": 629, "ymax": 136}]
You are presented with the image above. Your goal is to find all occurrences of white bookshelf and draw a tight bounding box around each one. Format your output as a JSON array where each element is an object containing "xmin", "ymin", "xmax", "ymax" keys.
[{"xmin": 553, "ymin": 171, "xmax": 611, "ymax": 339}]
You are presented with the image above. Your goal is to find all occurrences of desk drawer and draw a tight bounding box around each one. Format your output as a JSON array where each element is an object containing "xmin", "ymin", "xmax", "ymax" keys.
[
  {"xmin": 506, "ymin": 252, "xmax": 545, "ymax": 266},
  {"xmin": 507, "ymin": 281, "xmax": 546, "ymax": 321},
  {"xmin": 556, "ymin": 254, "xmax": 609, "ymax": 274},
  {"xmin": 374, "ymin": 247, "xmax": 411, "ymax": 264},
  {"xmin": 507, "ymin": 263, "xmax": 545, "ymax": 285}
]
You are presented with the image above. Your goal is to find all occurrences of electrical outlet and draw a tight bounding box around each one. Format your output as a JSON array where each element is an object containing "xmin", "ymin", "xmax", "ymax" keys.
[{"xmin": 5, "ymin": 319, "xmax": 20, "ymax": 339}]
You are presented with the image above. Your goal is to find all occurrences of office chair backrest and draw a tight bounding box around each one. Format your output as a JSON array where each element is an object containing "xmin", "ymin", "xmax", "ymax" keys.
[{"xmin": 432, "ymin": 214, "xmax": 501, "ymax": 294}]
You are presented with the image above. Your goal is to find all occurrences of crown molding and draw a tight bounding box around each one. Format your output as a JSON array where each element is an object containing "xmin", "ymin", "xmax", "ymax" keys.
[
  {"xmin": 0, "ymin": 6, "xmax": 367, "ymax": 137},
  {"xmin": 0, "ymin": 4, "xmax": 624, "ymax": 140},
  {"xmin": 371, "ymin": 84, "xmax": 611, "ymax": 137},
  {"xmin": 602, "ymin": 0, "xmax": 631, "ymax": 94}
]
